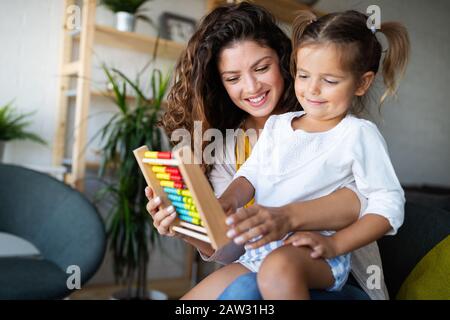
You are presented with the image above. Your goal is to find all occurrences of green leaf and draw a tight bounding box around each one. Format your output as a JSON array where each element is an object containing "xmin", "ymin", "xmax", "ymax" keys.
[{"xmin": 0, "ymin": 101, "xmax": 46, "ymax": 144}]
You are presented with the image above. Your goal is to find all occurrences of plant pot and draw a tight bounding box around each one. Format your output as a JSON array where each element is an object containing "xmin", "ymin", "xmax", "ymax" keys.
[
  {"xmin": 115, "ymin": 12, "xmax": 136, "ymax": 32},
  {"xmin": 110, "ymin": 288, "xmax": 168, "ymax": 300},
  {"xmin": 0, "ymin": 141, "xmax": 5, "ymax": 162}
]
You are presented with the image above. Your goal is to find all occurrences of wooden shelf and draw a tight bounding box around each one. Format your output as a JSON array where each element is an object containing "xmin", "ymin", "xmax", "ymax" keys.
[
  {"xmin": 91, "ymin": 25, "xmax": 186, "ymax": 60},
  {"xmin": 207, "ymin": 0, "xmax": 324, "ymax": 24},
  {"xmin": 66, "ymin": 89, "xmax": 136, "ymax": 100}
]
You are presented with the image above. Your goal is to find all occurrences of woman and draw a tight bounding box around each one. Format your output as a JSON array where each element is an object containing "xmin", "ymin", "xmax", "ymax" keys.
[{"xmin": 146, "ymin": 2, "xmax": 387, "ymax": 300}]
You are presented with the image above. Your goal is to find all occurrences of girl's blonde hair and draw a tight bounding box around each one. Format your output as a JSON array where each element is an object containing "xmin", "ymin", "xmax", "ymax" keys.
[{"xmin": 291, "ymin": 10, "xmax": 410, "ymax": 114}]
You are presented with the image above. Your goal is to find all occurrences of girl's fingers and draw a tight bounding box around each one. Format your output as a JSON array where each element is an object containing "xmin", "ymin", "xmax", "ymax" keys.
[
  {"xmin": 231, "ymin": 222, "xmax": 269, "ymax": 245},
  {"xmin": 232, "ymin": 215, "xmax": 263, "ymax": 237},
  {"xmin": 243, "ymin": 232, "xmax": 278, "ymax": 250},
  {"xmin": 283, "ymin": 233, "xmax": 303, "ymax": 245},
  {"xmin": 310, "ymin": 246, "xmax": 324, "ymax": 259},
  {"xmin": 292, "ymin": 235, "xmax": 316, "ymax": 249},
  {"xmin": 225, "ymin": 206, "xmax": 257, "ymax": 226}
]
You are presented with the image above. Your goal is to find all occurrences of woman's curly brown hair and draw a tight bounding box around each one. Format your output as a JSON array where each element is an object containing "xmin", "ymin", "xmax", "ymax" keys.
[{"xmin": 161, "ymin": 2, "xmax": 301, "ymax": 173}]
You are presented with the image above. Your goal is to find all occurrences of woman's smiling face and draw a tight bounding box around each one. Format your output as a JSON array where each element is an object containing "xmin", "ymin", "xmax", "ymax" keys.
[{"xmin": 218, "ymin": 40, "xmax": 285, "ymax": 123}]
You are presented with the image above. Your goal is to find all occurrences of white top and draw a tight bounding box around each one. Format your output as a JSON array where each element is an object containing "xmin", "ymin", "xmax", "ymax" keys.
[
  {"xmin": 203, "ymin": 116, "xmax": 391, "ymax": 299},
  {"xmin": 235, "ymin": 111, "xmax": 405, "ymax": 235}
]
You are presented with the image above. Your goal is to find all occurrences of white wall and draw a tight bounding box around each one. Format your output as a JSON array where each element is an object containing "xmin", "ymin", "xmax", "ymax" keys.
[
  {"xmin": 0, "ymin": 0, "xmax": 205, "ymax": 166},
  {"xmin": 315, "ymin": 0, "xmax": 450, "ymax": 187},
  {"xmin": 0, "ymin": 0, "xmax": 211, "ymax": 285}
]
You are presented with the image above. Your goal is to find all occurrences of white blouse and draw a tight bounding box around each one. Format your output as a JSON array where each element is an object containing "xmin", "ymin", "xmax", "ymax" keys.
[{"xmin": 235, "ymin": 111, "xmax": 405, "ymax": 235}]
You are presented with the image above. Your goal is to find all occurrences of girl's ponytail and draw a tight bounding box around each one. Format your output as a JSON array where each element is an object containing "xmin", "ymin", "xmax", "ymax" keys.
[
  {"xmin": 379, "ymin": 22, "xmax": 410, "ymax": 104},
  {"xmin": 290, "ymin": 10, "xmax": 317, "ymax": 77}
]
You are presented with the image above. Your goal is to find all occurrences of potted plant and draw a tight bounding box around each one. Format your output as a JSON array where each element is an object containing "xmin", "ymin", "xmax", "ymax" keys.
[
  {"xmin": 94, "ymin": 64, "xmax": 171, "ymax": 299},
  {"xmin": 0, "ymin": 102, "xmax": 46, "ymax": 161},
  {"xmin": 100, "ymin": 0, "xmax": 154, "ymax": 32}
]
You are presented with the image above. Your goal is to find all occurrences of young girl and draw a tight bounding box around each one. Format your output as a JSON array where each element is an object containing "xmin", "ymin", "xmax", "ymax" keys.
[{"xmin": 220, "ymin": 10, "xmax": 410, "ymax": 299}]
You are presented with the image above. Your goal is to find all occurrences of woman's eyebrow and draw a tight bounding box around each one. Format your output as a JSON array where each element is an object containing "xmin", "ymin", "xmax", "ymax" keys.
[{"xmin": 221, "ymin": 56, "xmax": 273, "ymax": 75}]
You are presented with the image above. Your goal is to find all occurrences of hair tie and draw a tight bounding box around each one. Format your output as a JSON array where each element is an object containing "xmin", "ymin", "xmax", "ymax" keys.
[{"xmin": 370, "ymin": 25, "xmax": 377, "ymax": 34}]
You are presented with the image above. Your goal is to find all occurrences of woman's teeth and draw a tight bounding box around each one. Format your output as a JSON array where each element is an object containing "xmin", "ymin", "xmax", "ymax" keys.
[{"xmin": 248, "ymin": 93, "xmax": 266, "ymax": 103}]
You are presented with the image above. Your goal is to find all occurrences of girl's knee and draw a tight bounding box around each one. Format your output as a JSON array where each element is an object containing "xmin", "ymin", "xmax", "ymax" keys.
[
  {"xmin": 258, "ymin": 247, "xmax": 307, "ymax": 292},
  {"xmin": 260, "ymin": 247, "xmax": 291, "ymax": 274}
]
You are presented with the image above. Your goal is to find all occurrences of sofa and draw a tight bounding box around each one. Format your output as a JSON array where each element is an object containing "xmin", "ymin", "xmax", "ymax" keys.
[{"xmin": 377, "ymin": 190, "xmax": 450, "ymax": 299}]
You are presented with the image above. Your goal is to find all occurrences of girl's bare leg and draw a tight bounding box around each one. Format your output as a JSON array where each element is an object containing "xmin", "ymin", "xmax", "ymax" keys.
[
  {"xmin": 258, "ymin": 246, "xmax": 334, "ymax": 300},
  {"xmin": 181, "ymin": 262, "xmax": 250, "ymax": 300}
]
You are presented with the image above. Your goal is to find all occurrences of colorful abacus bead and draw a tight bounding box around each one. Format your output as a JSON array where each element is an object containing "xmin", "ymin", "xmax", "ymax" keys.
[
  {"xmin": 144, "ymin": 151, "xmax": 172, "ymax": 159},
  {"xmin": 145, "ymin": 151, "xmax": 203, "ymax": 227}
]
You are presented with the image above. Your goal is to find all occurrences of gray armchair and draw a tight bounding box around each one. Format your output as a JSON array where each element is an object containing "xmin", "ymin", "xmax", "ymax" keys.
[{"xmin": 0, "ymin": 164, "xmax": 106, "ymax": 299}]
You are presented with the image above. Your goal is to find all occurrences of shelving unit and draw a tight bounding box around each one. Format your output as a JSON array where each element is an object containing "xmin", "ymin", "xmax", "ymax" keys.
[{"xmin": 52, "ymin": 0, "xmax": 185, "ymax": 191}]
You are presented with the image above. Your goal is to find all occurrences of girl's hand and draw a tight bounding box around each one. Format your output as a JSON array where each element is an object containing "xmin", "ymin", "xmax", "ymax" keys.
[
  {"xmin": 225, "ymin": 204, "xmax": 293, "ymax": 250},
  {"xmin": 284, "ymin": 231, "xmax": 338, "ymax": 259},
  {"xmin": 145, "ymin": 187, "xmax": 177, "ymax": 237},
  {"xmin": 218, "ymin": 196, "xmax": 239, "ymax": 216}
]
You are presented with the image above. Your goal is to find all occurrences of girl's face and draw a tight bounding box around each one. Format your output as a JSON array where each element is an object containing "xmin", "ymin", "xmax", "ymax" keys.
[
  {"xmin": 218, "ymin": 40, "xmax": 284, "ymax": 125},
  {"xmin": 294, "ymin": 44, "xmax": 363, "ymax": 122}
]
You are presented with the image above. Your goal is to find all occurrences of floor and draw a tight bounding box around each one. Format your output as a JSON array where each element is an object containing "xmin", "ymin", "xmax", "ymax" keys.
[{"xmin": 68, "ymin": 277, "xmax": 193, "ymax": 300}]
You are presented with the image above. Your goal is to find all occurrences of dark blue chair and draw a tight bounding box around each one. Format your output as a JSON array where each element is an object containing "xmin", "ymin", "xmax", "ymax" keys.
[{"xmin": 0, "ymin": 164, "xmax": 106, "ymax": 299}]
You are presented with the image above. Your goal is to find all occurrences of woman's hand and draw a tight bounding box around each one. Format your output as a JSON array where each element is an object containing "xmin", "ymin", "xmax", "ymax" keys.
[
  {"xmin": 145, "ymin": 187, "xmax": 216, "ymax": 256},
  {"xmin": 224, "ymin": 204, "xmax": 294, "ymax": 250},
  {"xmin": 284, "ymin": 231, "xmax": 338, "ymax": 259},
  {"xmin": 145, "ymin": 186, "xmax": 177, "ymax": 237}
]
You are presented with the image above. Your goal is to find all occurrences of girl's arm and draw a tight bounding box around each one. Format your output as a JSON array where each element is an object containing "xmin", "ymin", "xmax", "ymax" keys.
[
  {"xmin": 284, "ymin": 187, "xmax": 361, "ymax": 231},
  {"xmin": 332, "ymin": 214, "xmax": 391, "ymax": 255},
  {"xmin": 219, "ymin": 177, "xmax": 255, "ymax": 213},
  {"xmin": 285, "ymin": 214, "xmax": 390, "ymax": 259},
  {"xmin": 225, "ymin": 186, "xmax": 361, "ymax": 249}
]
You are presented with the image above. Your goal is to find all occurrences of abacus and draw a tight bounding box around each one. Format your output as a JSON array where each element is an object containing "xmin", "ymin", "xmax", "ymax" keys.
[{"xmin": 133, "ymin": 145, "xmax": 230, "ymax": 250}]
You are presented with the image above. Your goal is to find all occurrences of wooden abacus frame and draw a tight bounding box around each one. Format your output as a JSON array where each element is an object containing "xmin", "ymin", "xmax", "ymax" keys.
[{"xmin": 133, "ymin": 145, "xmax": 230, "ymax": 250}]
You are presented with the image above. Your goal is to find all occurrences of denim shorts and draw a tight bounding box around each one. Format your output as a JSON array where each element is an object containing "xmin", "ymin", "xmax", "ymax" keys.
[
  {"xmin": 325, "ymin": 253, "xmax": 351, "ymax": 291},
  {"xmin": 237, "ymin": 232, "xmax": 352, "ymax": 292}
]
